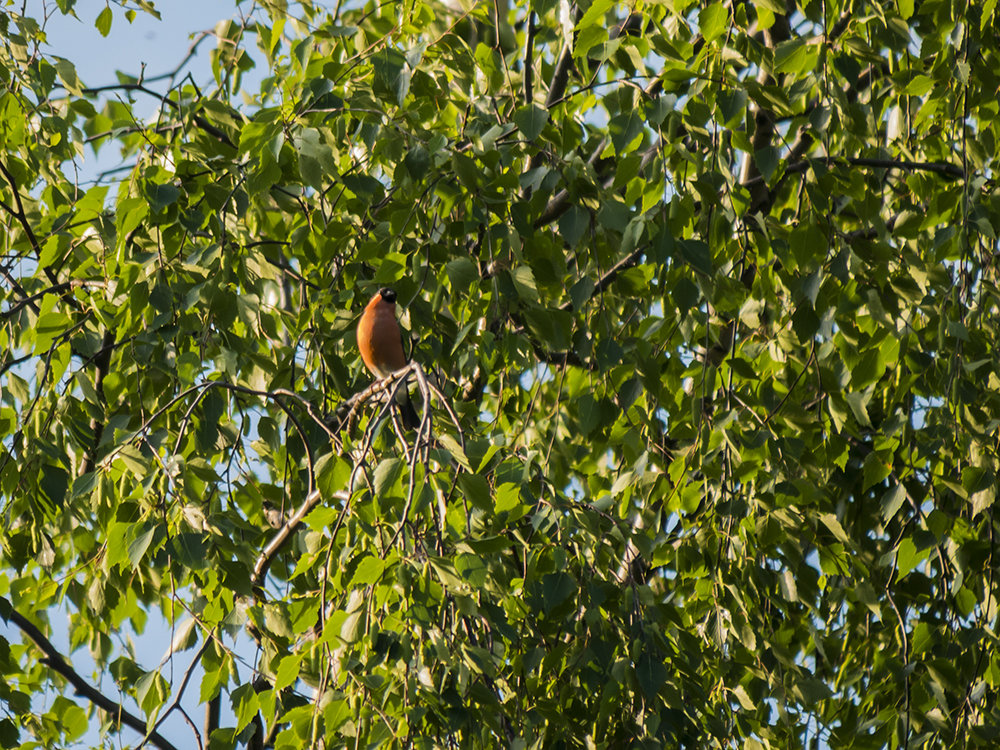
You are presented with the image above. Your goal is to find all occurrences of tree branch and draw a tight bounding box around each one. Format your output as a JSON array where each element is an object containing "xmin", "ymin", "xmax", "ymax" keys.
[
  {"xmin": 204, "ymin": 695, "xmax": 220, "ymax": 744},
  {"xmin": 137, "ymin": 639, "xmax": 210, "ymax": 750},
  {"xmin": 81, "ymin": 83, "xmax": 236, "ymax": 149},
  {"xmin": 545, "ymin": 38, "xmax": 576, "ymax": 109},
  {"xmin": 0, "ymin": 160, "xmax": 61, "ymax": 287},
  {"xmin": 742, "ymin": 156, "xmax": 967, "ymax": 190},
  {"xmin": 252, "ymin": 487, "xmax": 330, "ymax": 587},
  {"xmin": 523, "ymin": 11, "xmax": 535, "ymax": 104},
  {"xmin": 558, "ymin": 243, "xmax": 648, "ymax": 314},
  {"xmin": 252, "ymin": 363, "xmax": 441, "ymax": 587},
  {"xmin": 0, "ymin": 262, "xmax": 40, "ymax": 314},
  {"xmin": 535, "ymin": 135, "xmax": 656, "ymax": 229},
  {"xmin": 6, "ymin": 608, "xmax": 180, "ymax": 750},
  {"xmin": 0, "ymin": 161, "xmax": 42, "ymax": 259},
  {"xmin": 0, "ymin": 279, "xmax": 107, "ymax": 321}
]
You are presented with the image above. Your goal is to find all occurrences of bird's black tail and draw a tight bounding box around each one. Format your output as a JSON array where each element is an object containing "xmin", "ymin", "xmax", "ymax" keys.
[{"xmin": 396, "ymin": 390, "xmax": 420, "ymax": 429}]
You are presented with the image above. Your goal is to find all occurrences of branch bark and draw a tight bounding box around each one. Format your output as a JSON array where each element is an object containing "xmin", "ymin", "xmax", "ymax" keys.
[
  {"xmin": 0, "ymin": 279, "xmax": 107, "ymax": 321},
  {"xmin": 523, "ymin": 11, "xmax": 535, "ymax": 104},
  {"xmin": 81, "ymin": 83, "xmax": 236, "ymax": 149},
  {"xmin": 251, "ymin": 365, "xmax": 425, "ymax": 586},
  {"xmin": 7, "ymin": 608, "xmax": 181, "ymax": 750},
  {"xmin": 743, "ymin": 156, "xmax": 967, "ymax": 191}
]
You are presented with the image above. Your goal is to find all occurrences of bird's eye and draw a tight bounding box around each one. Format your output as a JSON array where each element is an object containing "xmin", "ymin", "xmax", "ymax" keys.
[{"xmin": 380, "ymin": 288, "xmax": 397, "ymax": 303}]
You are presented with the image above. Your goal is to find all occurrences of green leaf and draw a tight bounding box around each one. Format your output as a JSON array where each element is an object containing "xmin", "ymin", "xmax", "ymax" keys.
[
  {"xmin": 981, "ymin": 0, "xmax": 998, "ymax": 29},
  {"xmin": 576, "ymin": 0, "xmax": 615, "ymax": 30},
  {"xmin": 541, "ymin": 572, "xmax": 576, "ymax": 612},
  {"xmin": 55, "ymin": 58, "xmax": 83, "ymax": 96},
  {"xmin": 372, "ymin": 47, "xmax": 408, "ymax": 104},
  {"xmin": 145, "ymin": 181, "xmax": 180, "ymax": 212},
  {"xmin": 438, "ymin": 433, "xmax": 472, "ymax": 471},
  {"xmin": 136, "ymin": 670, "xmax": 166, "ymax": 717},
  {"xmin": 523, "ymin": 307, "xmax": 571, "ymax": 349},
  {"xmin": 895, "ymin": 537, "xmax": 925, "ymax": 578},
  {"xmin": 0, "ymin": 717, "xmax": 19, "ymax": 747},
  {"xmin": 636, "ymin": 651, "xmax": 667, "ymax": 700},
  {"xmin": 845, "ymin": 391, "xmax": 872, "ymax": 428},
  {"xmin": 731, "ymin": 684, "xmax": 755, "ymax": 711},
  {"xmin": 373, "ymin": 458, "xmax": 404, "ymax": 498},
  {"xmin": 455, "ymin": 553, "xmax": 488, "ymax": 587},
  {"xmin": 609, "ymin": 112, "xmax": 643, "ymax": 154},
  {"xmin": 494, "ymin": 483, "xmax": 524, "ymax": 515},
  {"xmin": 340, "ymin": 591, "xmax": 367, "ymax": 644},
  {"xmin": 679, "ymin": 239, "xmax": 713, "ymax": 274},
  {"xmin": 796, "ymin": 677, "xmax": 832, "ymax": 703},
  {"xmin": 559, "ymin": 205, "xmax": 589, "ymax": 247},
  {"xmin": 819, "ymin": 513, "xmax": 850, "ymax": 545},
  {"xmin": 755, "ymin": 0, "xmax": 786, "ymax": 13},
  {"xmin": 316, "ymin": 453, "xmax": 351, "ymax": 499},
  {"xmin": 717, "ymin": 89, "xmax": 747, "ymax": 126},
  {"xmin": 699, "ymin": 3, "xmax": 729, "ymax": 44},
  {"xmin": 754, "ymin": 145, "xmax": 781, "ymax": 182},
  {"xmin": 127, "ymin": 524, "xmax": 156, "ymax": 569},
  {"xmin": 404, "ymin": 145, "xmax": 429, "ymax": 178},
  {"xmin": 513, "ymin": 104, "xmax": 549, "ymax": 141},
  {"xmin": 231, "ymin": 682, "xmax": 260, "ymax": 733},
  {"xmin": 264, "ymin": 603, "xmax": 294, "ymax": 639},
  {"xmin": 457, "ymin": 473, "xmax": 492, "ymax": 511},
  {"xmin": 779, "ymin": 569, "xmax": 798, "ymax": 602},
  {"xmin": 274, "ymin": 653, "xmax": 303, "ymax": 692},
  {"xmin": 168, "ymin": 618, "xmax": 199, "ymax": 654},
  {"xmin": 324, "ymin": 699, "xmax": 351, "ymax": 733},
  {"xmin": 862, "ymin": 451, "xmax": 891, "ymax": 491},
  {"xmin": 880, "ymin": 484, "xmax": 907, "ymax": 522},
  {"xmin": 350, "ymin": 555, "xmax": 386, "ymax": 586},
  {"xmin": 569, "ymin": 276, "xmax": 596, "ymax": 311},
  {"xmin": 294, "ymin": 127, "xmax": 337, "ymax": 189},
  {"xmin": 34, "ymin": 311, "xmax": 71, "ymax": 352},
  {"xmin": 95, "ymin": 6, "xmax": 113, "ymax": 37},
  {"xmin": 773, "ymin": 40, "xmax": 820, "ymax": 76},
  {"xmin": 903, "ymin": 74, "xmax": 934, "ymax": 96},
  {"xmin": 446, "ymin": 257, "xmax": 479, "ymax": 294},
  {"xmin": 510, "ymin": 265, "xmax": 539, "ymax": 303}
]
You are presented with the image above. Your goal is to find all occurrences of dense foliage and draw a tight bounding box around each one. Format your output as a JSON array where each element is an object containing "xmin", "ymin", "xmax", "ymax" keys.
[{"xmin": 1, "ymin": 0, "xmax": 999, "ymax": 747}]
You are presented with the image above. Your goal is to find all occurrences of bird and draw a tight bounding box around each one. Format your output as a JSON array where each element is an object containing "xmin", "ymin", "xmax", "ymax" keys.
[{"xmin": 357, "ymin": 287, "xmax": 420, "ymax": 428}]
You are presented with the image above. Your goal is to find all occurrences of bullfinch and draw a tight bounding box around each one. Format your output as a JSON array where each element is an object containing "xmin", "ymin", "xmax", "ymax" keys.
[{"xmin": 357, "ymin": 287, "xmax": 419, "ymax": 428}]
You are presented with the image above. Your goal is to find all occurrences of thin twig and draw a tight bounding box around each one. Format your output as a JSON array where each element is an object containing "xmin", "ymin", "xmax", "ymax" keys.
[
  {"xmin": 0, "ymin": 279, "xmax": 106, "ymax": 320},
  {"xmin": 0, "ymin": 160, "xmax": 44, "ymax": 262},
  {"xmin": 80, "ymin": 83, "xmax": 236, "ymax": 148},
  {"xmin": 558, "ymin": 244, "xmax": 649, "ymax": 313},
  {"xmin": 137, "ymin": 639, "xmax": 212, "ymax": 750}
]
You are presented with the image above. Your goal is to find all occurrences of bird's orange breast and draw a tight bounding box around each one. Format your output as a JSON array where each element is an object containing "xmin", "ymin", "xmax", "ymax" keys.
[{"xmin": 358, "ymin": 301, "xmax": 407, "ymax": 378}]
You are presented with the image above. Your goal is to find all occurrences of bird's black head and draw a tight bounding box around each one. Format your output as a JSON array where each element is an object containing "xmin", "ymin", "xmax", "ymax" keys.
[{"xmin": 379, "ymin": 288, "xmax": 397, "ymax": 303}]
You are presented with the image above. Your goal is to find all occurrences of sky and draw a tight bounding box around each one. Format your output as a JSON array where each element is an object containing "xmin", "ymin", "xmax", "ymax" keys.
[
  {"xmin": 42, "ymin": 0, "xmax": 264, "ymax": 185},
  {"xmin": 43, "ymin": 1, "xmax": 230, "ymax": 88}
]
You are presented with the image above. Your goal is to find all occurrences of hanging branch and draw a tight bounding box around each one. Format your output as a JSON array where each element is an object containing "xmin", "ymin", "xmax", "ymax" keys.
[
  {"xmin": 251, "ymin": 364, "xmax": 427, "ymax": 586},
  {"xmin": 6, "ymin": 609, "xmax": 181, "ymax": 750}
]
